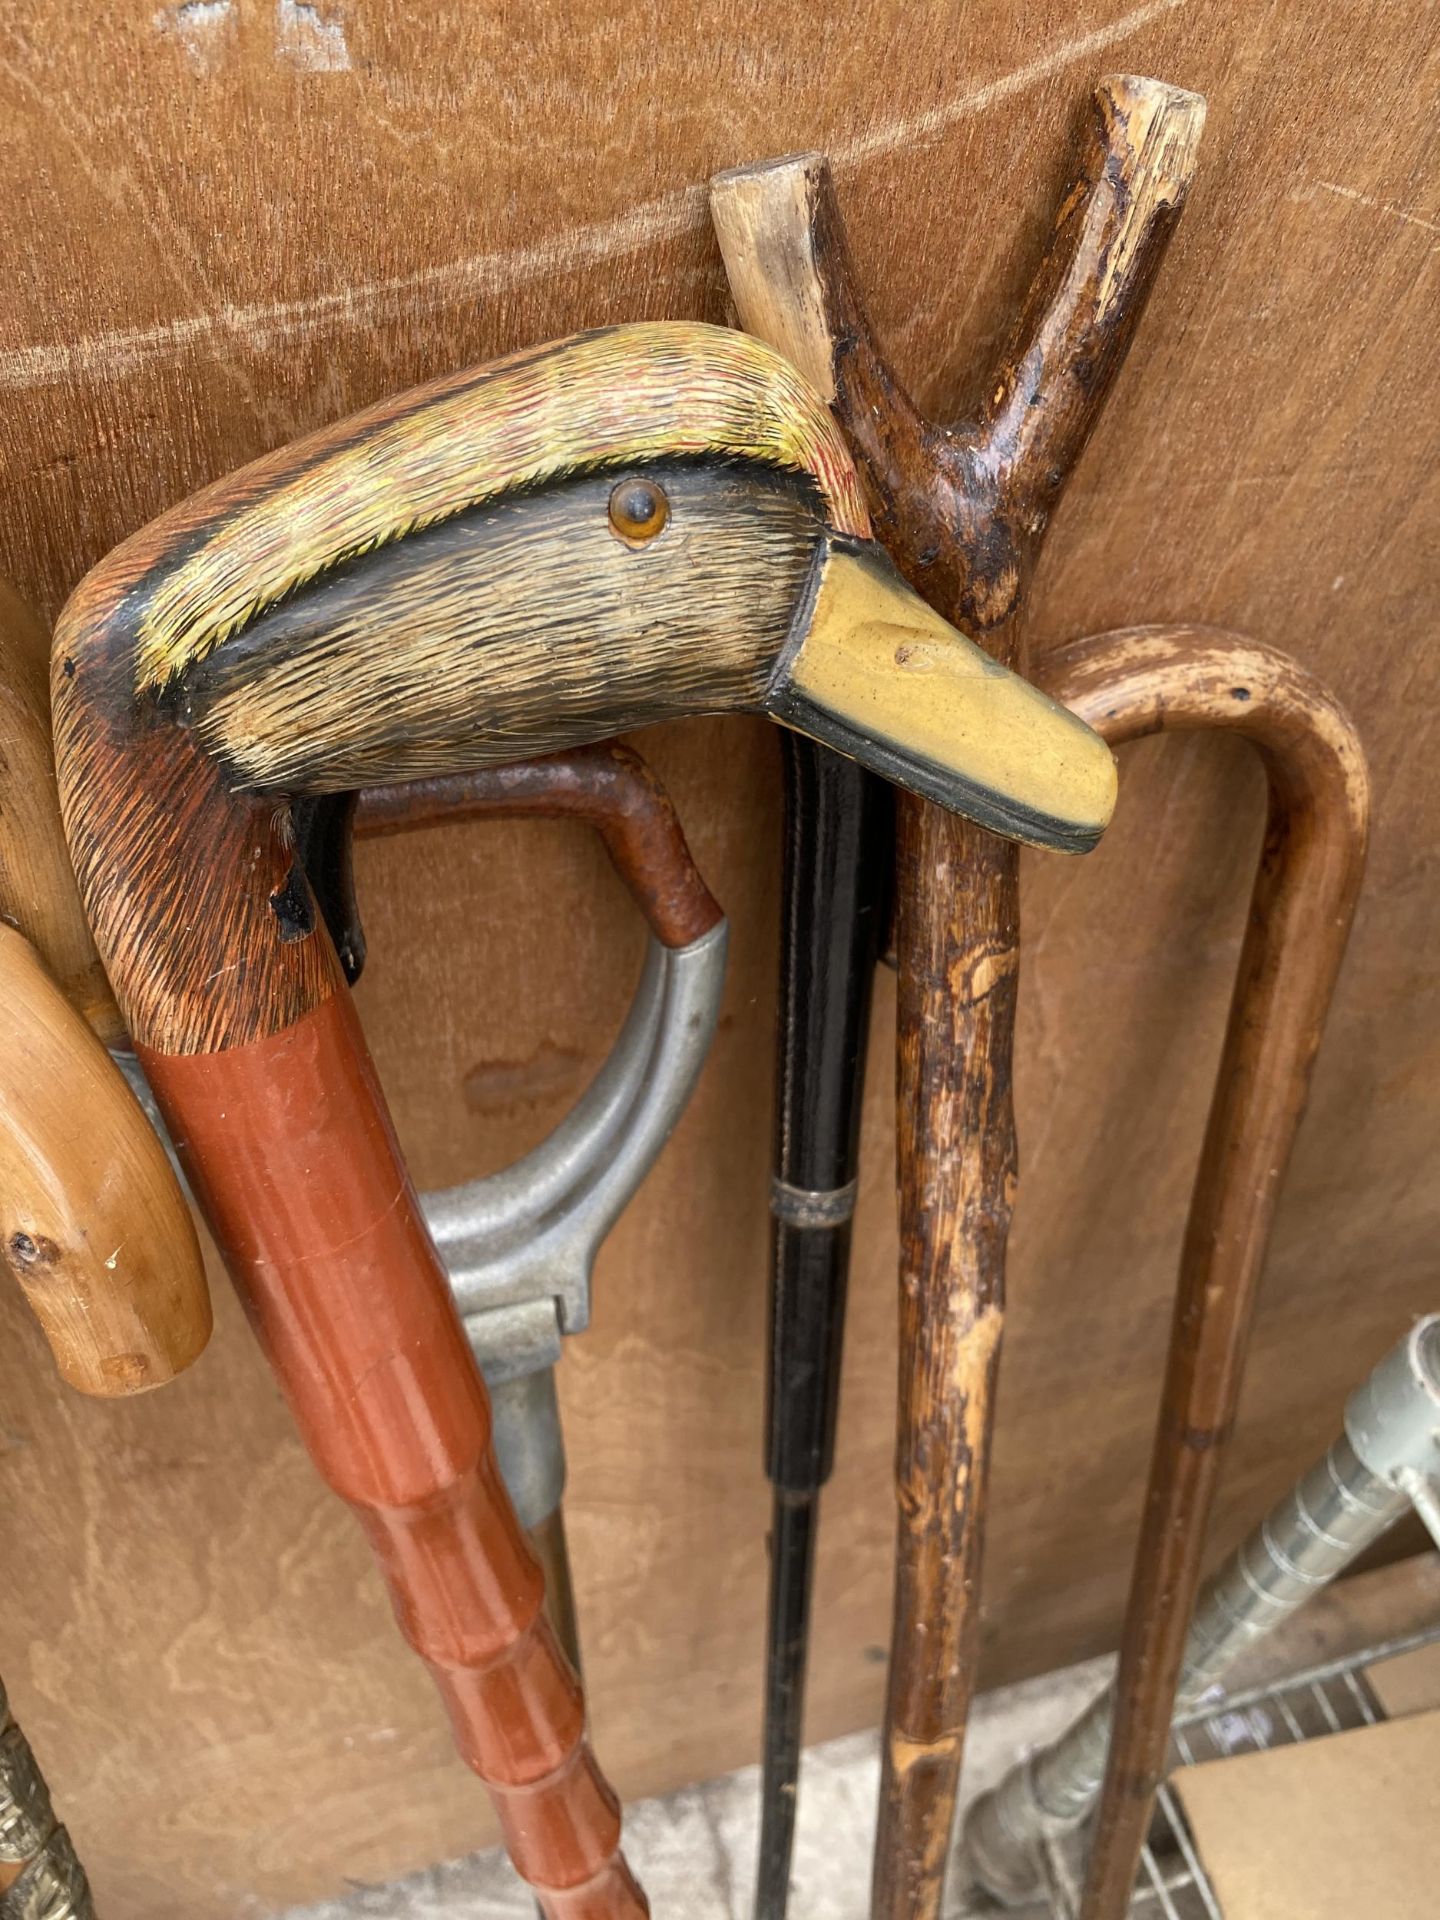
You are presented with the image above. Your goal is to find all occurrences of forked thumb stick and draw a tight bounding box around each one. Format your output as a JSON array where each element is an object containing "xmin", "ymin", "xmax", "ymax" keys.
[{"xmin": 713, "ymin": 75, "xmax": 1205, "ymax": 1920}]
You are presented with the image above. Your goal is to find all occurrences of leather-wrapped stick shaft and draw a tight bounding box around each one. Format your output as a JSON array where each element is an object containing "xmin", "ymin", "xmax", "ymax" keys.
[
  {"xmin": 713, "ymin": 75, "xmax": 1204, "ymax": 1920},
  {"xmin": 1034, "ymin": 626, "xmax": 1368, "ymax": 1917},
  {"xmin": 52, "ymin": 324, "xmax": 1111, "ymax": 1915},
  {"xmin": 0, "ymin": 582, "xmax": 209, "ymax": 1397}
]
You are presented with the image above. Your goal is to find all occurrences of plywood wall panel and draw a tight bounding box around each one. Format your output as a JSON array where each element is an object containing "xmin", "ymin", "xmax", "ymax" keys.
[{"xmin": 0, "ymin": 2, "xmax": 1436, "ymax": 1912}]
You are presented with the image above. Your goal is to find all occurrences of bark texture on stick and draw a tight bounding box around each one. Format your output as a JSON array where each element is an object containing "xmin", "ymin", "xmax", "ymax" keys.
[
  {"xmin": 714, "ymin": 73, "xmax": 1205, "ymax": 1920},
  {"xmin": 1040, "ymin": 628, "xmax": 1368, "ymax": 1919}
]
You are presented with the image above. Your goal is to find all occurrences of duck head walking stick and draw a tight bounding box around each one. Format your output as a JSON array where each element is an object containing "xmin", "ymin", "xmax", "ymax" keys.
[
  {"xmin": 0, "ymin": 581, "xmax": 210, "ymax": 1920},
  {"xmin": 713, "ymin": 75, "xmax": 1205, "ymax": 1919},
  {"xmin": 52, "ymin": 324, "xmax": 1114, "ymax": 1916}
]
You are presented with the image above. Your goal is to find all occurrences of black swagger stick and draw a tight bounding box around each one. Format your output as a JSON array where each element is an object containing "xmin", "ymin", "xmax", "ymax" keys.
[{"xmin": 759, "ymin": 738, "xmax": 893, "ymax": 1918}]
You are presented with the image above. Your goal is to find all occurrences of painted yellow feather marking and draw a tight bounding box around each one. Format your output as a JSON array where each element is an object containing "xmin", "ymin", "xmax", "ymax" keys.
[{"xmin": 134, "ymin": 323, "xmax": 868, "ymax": 693}]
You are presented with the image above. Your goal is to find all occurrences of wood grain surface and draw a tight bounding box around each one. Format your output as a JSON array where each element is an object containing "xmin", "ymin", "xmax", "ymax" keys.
[{"xmin": 0, "ymin": 4, "xmax": 1436, "ymax": 1914}]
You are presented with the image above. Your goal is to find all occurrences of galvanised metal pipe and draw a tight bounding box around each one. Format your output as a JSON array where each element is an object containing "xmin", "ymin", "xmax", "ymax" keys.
[{"xmin": 962, "ymin": 1316, "xmax": 1440, "ymax": 1906}]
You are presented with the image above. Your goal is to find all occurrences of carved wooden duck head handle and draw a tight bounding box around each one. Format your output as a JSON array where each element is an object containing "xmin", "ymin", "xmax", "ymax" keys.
[{"xmin": 54, "ymin": 322, "xmax": 1114, "ymax": 1056}]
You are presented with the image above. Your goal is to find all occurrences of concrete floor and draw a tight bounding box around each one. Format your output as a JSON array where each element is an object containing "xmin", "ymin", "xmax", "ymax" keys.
[
  {"xmin": 281, "ymin": 1555, "xmax": 1440, "ymax": 1918},
  {"xmin": 286, "ymin": 1655, "xmax": 1108, "ymax": 1919}
]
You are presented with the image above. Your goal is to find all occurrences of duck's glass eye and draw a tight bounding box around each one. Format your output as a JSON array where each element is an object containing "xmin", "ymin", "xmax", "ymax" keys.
[{"xmin": 608, "ymin": 477, "xmax": 670, "ymax": 546}]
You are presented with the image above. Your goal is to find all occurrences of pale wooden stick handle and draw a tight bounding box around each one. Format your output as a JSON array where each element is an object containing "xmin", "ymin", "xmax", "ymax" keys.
[
  {"xmin": 0, "ymin": 924, "xmax": 210, "ymax": 1395},
  {"xmin": 0, "ymin": 580, "xmax": 122, "ymax": 1045}
]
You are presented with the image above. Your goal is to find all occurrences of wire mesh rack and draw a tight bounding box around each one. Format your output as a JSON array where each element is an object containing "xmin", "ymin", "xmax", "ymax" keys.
[{"xmin": 968, "ymin": 1620, "xmax": 1440, "ymax": 1919}]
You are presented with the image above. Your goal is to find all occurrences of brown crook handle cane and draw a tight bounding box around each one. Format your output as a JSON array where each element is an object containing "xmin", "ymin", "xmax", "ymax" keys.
[
  {"xmin": 1035, "ymin": 626, "xmax": 1368, "ymax": 1918},
  {"xmin": 713, "ymin": 74, "xmax": 1205, "ymax": 1918},
  {"xmin": 52, "ymin": 325, "xmax": 1111, "ymax": 1916}
]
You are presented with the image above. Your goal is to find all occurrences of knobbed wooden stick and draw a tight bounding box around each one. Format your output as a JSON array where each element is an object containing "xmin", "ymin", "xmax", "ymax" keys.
[
  {"xmin": 1036, "ymin": 627, "xmax": 1368, "ymax": 1919},
  {"xmin": 713, "ymin": 75, "xmax": 1205, "ymax": 1919},
  {"xmin": 0, "ymin": 924, "xmax": 210, "ymax": 1397},
  {"xmin": 0, "ymin": 582, "xmax": 209, "ymax": 1396}
]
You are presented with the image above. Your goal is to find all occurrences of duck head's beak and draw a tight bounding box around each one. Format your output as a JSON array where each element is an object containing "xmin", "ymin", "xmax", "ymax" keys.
[{"xmin": 767, "ymin": 538, "xmax": 1117, "ymax": 853}]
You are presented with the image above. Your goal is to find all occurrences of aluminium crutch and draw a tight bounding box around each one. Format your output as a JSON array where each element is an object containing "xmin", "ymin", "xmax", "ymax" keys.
[{"xmin": 354, "ymin": 745, "xmax": 727, "ymax": 1671}]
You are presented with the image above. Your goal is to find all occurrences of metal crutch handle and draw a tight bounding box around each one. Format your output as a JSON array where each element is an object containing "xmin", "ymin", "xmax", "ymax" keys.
[
  {"xmin": 351, "ymin": 749, "xmax": 727, "ymax": 1338},
  {"xmin": 423, "ymin": 921, "xmax": 725, "ymax": 1340},
  {"xmin": 425, "ymin": 920, "xmax": 724, "ymax": 1542}
]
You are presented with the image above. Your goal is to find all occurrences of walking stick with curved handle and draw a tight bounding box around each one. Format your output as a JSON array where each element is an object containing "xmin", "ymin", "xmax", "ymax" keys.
[
  {"xmin": 52, "ymin": 324, "xmax": 1114, "ymax": 1916},
  {"xmin": 713, "ymin": 77, "xmax": 1204, "ymax": 1919},
  {"xmin": 1027, "ymin": 626, "xmax": 1368, "ymax": 1917}
]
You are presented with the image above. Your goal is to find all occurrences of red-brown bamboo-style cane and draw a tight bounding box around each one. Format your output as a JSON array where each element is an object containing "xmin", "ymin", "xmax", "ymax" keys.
[
  {"xmin": 51, "ymin": 325, "xmax": 1111, "ymax": 1917},
  {"xmin": 713, "ymin": 75, "xmax": 1205, "ymax": 1918},
  {"xmin": 1035, "ymin": 627, "xmax": 1368, "ymax": 1918}
]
